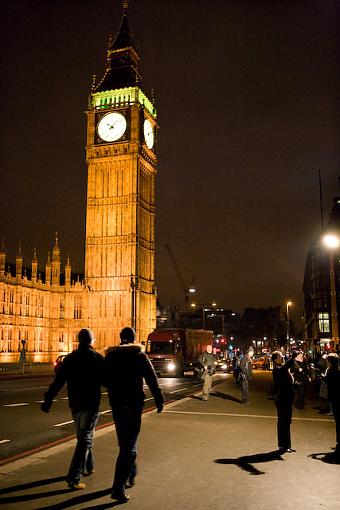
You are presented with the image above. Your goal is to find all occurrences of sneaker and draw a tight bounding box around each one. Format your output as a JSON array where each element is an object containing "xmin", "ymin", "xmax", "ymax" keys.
[
  {"xmin": 111, "ymin": 490, "xmax": 130, "ymax": 502},
  {"xmin": 68, "ymin": 481, "xmax": 86, "ymax": 490}
]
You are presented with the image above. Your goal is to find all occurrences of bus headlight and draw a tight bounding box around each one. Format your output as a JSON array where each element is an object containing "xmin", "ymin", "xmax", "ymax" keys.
[{"xmin": 167, "ymin": 362, "xmax": 176, "ymax": 371}]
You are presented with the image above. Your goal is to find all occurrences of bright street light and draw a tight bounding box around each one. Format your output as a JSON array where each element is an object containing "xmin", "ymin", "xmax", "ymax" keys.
[
  {"xmin": 323, "ymin": 234, "xmax": 340, "ymax": 249},
  {"xmin": 190, "ymin": 302, "xmax": 218, "ymax": 329}
]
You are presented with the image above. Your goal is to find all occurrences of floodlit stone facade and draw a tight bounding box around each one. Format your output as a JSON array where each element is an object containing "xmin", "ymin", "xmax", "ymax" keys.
[{"xmin": 0, "ymin": 4, "xmax": 157, "ymax": 355}]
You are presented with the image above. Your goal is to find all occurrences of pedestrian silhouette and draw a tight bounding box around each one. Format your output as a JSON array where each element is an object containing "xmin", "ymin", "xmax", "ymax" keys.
[
  {"xmin": 105, "ymin": 327, "xmax": 164, "ymax": 503},
  {"xmin": 41, "ymin": 329, "xmax": 105, "ymax": 490}
]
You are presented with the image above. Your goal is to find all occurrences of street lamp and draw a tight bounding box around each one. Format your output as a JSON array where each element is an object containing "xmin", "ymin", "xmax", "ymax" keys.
[
  {"xmin": 190, "ymin": 302, "xmax": 217, "ymax": 329},
  {"xmin": 323, "ymin": 234, "xmax": 340, "ymax": 250},
  {"xmin": 322, "ymin": 233, "xmax": 340, "ymax": 346},
  {"xmin": 286, "ymin": 301, "xmax": 292, "ymax": 343}
]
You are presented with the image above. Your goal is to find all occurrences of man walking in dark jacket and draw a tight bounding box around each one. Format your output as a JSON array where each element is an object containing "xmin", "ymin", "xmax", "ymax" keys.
[
  {"xmin": 105, "ymin": 327, "xmax": 164, "ymax": 503},
  {"xmin": 41, "ymin": 329, "xmax": 105, "ymax": 490}
]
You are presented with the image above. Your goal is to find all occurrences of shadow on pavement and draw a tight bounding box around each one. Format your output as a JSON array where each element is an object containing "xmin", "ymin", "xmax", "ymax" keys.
[
  {"xmin": 0, "ymin": 479, "xmax": 115, "ymax": 508},
  {"xmin": 85, "ymin": 503, "xmax": 123, "ymax": 509},
  {"xmin": 0, "ymin": 475, "xmax": 66, "ymax": 495},
  {"xmin": 215, "ymin": 450, "xmax": 284, "ymax": 475},
  {"xmin": 312, "ymin": 405, "xmax": 331, "ymax": 414},
  {"xmin": 210, "ymin": 391, "xmax": 242, "ymax": 403},
  {"xmin": 37, "ymin": 488, "xmax": 114, "ymax": 509},
  {"xmin": 309, "ymin": 452, "xmax": 340, "ymax": 465},
  {"xmin": 40, "ymin": 488, "xmax": 117, "ymax": 509},
  {"xmin": 0, "ymin": 487, "xmax": 71, "ymax": 505}
]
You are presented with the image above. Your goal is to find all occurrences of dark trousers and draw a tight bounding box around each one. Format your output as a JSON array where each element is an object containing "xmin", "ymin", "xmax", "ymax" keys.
[
  {"xmin": 112, "ymin": 405, "xmax": 143, "ymax": 492},
  {"xmin": 241, "ymin": 379, "xmax": 249, "ymax": 402},
  {"xmin": 295, "ymin": 383, "xmax": 307, "ymax": 408},
  {"xmin": 275, "ymin": 400, "xmax": 292, "ymax": 450},
  {"xmin": 67, "ymin": 410, "xmax": 99, "ymax": 483},
  {"xmin": 330, "ymin": 400, "xmax": 340, "ymax": 452}
]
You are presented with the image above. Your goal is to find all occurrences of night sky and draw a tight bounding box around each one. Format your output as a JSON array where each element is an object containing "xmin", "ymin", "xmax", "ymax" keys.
[{"xmin": 1, "ymin": 0, "xmax": 339, "ymax": 320}]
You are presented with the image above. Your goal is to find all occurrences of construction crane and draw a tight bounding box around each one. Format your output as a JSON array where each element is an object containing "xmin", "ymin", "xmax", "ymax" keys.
[{"xmin": 164, "ymin": 243, "xmax": 196, "ymax": 304}]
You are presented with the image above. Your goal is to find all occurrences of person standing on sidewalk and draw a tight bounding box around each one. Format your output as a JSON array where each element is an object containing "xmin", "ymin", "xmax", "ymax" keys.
[
  {"xmin": 41, "ymin": 329, "xmax": 105, "ymax": 490},
  {"xmin": 271, "ymin": 351, "xmax": 296, "ymax": 453},
  {"xmin": 239, "ymin": 347, "xmax": 254, "ymax": 404},
  {"xmin": 105, "ymin": 327, "xmax": 164, "ymax": 503},
  {"xmin": 294, "ymin": 351, "xmax": 310, "ymax": 409},
  {"xmin": 325, "ymin": 353, "xmax": 340, "ymax": 458},
  {"xmin": 198, "ymin": 344, "xmax": 216, "ymax": 401}
]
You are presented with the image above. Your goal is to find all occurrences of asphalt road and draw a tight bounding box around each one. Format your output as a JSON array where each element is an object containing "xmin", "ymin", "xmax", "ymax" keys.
[{"xmin": 0, "ymin": 372, "xmax": 226, "ymax": 463}]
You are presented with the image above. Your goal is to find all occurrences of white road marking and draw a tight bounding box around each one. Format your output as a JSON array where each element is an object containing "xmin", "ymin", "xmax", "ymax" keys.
[
  {"xmin": 0, "ymin": 439, "xmax": 10, "ymax": 445},
  {"xmin": 54, "ymin": 420, "xmax": 74, "ymax": 427},
  {"xmin": 163, "ymin": 410, "xmax": 334, "ymax": 422},
  {"xmin": 102, "ymin": 391, "xmax": 108, "ymax": 395},
  {"xmin": 3, "ymin": 403, "xmax": 29, "ymax": 407},
  {"xmin": 100, "ymin": 410, "xmax": 111, "ymax": 415},
  {"xmin": 169, "ymin": 384, "xmax": 202, "ymax": 394}
]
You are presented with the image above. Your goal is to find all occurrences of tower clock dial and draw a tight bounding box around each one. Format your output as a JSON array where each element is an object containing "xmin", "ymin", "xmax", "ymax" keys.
[
  {"xmin": 143, "ymin": 118, "xmax": 154, "ymax": 149},
  {"xmin": 97, "ymin": 112, "xmax": 127, "ymax": 142}
]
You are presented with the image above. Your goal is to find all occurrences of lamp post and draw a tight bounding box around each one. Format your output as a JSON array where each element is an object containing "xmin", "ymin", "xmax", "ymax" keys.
[
  {"xmin": 286, "ymin": 301, "xmax": 292, "ymax": 345},
  {"xmin": 191, "ymin": 302, "xmax": 217, "ymax": 329},
  {"xmin": 323, "ymin": 233, "xmax": 340, "ymax": 346}
]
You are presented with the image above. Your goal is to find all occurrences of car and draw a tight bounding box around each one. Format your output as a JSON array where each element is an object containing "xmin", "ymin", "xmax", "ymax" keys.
[
  {"xmin": 251, "ymin": 356, "xmax": 265, "ymax": 369},
  {"xmin": 215, "ymin": 359, "xmax": 230, "ymax": 373},
  {"xmin": 53, "ymin": 355, "xmax": 66, "ymax": 373}
]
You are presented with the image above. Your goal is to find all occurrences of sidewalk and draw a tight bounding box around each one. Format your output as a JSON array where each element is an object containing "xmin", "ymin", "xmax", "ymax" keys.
[{"xmin": 0, "ymin": 373, "xmax": 338, "ymax": 510}]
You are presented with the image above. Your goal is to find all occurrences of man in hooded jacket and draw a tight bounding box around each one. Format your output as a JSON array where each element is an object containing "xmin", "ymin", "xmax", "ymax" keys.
[{"xmin": 105, "ymin": 327, "xmax": 164, "ymax": 503}]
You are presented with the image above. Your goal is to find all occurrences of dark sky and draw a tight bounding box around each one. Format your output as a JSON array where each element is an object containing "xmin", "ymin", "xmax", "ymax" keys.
[{"xmin": 1, "ymin": 0, "xmax": 339, "ymax": 320}]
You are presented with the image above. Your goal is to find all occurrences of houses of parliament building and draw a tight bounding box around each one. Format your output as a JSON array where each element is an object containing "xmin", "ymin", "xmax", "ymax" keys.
[{"xmin": 0, "ymin": 2, "xmax": 157, "ymax": 357}]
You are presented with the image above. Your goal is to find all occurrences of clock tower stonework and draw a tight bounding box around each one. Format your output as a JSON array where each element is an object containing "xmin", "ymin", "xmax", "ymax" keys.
[{"xmin": 85, "ymin": 4, "xmax": 157, "ymax": 348}]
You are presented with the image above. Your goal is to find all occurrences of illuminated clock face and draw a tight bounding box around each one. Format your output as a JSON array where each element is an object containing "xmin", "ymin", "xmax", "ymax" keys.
[
  {"xmin": 97, "ymin": 112, "xmax": 127, "ymax": 142},
  {"xmin": 143, "ymin": 119, "xmax": 154, "ymax": 149}
]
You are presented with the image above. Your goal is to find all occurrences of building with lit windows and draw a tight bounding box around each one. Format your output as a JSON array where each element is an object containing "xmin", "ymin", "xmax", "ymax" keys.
[
  {"xmin": 0, "ymin": 3, "xmax": 157, "ymax": 358},
  {"xmin": 0, "ymin": 235, "xmax": 84, "ymax": 358},
  {"xmin": 303, "ymin": 197, "xmax": 340, "ymax": 354}
]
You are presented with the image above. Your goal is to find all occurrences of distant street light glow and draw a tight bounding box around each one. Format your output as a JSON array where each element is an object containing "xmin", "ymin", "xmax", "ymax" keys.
[{"xmin": 323, "ymin": 234, "xmax": 340, "ymax": 249}]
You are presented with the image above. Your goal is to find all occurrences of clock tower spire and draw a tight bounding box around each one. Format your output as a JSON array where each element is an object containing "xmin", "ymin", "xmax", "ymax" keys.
[{"xmin": 85, "ymin": 2, "xmax": 157, "ymax": 348}]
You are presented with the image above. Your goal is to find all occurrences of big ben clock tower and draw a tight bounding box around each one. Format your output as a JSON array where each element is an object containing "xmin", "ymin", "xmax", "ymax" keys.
[{"xmin": 85, "ymin": 1, "xmax": 157, "ymax": 348}]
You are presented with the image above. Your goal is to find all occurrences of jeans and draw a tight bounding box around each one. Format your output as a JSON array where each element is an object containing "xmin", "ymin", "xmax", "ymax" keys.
[
  {"xmin": 112, "ymin": 405, "xmax": 143, "ymax": 493},
  {"xmin": 202, "ymin": 374, "xmax": 213, "ymax": 399},
  {"xmin": 66, "ymin": 410, "xmax": 99, "ymax": 483}
]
